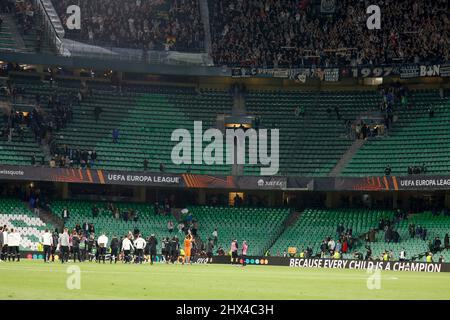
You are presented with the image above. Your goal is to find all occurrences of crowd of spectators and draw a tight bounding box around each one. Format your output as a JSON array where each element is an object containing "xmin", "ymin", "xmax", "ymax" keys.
[
  {"xmin": 54, "ymin": 0, "xmax": 204, "ymax": 52},
  {"xmin": 1, "ymin": 81, "xmax": 73, "ymax": 147},
  {"xmin": 49, "ymin": 145, "xmax": 98, "ymax": 169},
  {"xmin": 209, "ymin": 0, "xmax": 449, "ymax": 67},
  {"xmin": 14, "ymin": 0, "xmax": 36, "ymax": 35}
]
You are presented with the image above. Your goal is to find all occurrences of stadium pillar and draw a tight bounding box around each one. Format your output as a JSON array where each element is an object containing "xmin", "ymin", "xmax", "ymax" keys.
[
  {"xmin": 133, "ymin": 187, "xmax": 146, "ymax": 203},
  {"xmin": 325, "ymin": 192, "xmax": 339, "ymax": 208},
  {"xmin": 392, "ymin": 192, "xmax": 398, "ymax": 209},
  {"xmin": 198, "ymin": 189, "xmax": 206, "ymax": 205},
  {"xmin": 62, "ymin": 183, "xmax": 69, "ymax": 199}
]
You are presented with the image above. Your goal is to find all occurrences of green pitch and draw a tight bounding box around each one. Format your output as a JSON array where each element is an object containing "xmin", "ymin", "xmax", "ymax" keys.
[{"xmin": 0, "ymin": 260, "xmax": 449, "ymax": 300}]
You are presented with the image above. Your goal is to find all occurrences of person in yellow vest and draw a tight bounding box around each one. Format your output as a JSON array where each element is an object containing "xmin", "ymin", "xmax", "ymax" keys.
[
  {"xmin": 426, "ymin": 252, "xmax": 433, "ymax": 263},
  {"xmin": 333, "ymin": 251, "xmax": 341, "ymax": 259},
  {"xmin": 383, "ymin": 251, "xmax": 389, "ymax": 262},
  {"xmin": 299, "ymin": 251, "xmax": 305, "ymax": 258},
  {"xmin": 178, "ymin": 248, "xmax": 185, "ymax": 264}
]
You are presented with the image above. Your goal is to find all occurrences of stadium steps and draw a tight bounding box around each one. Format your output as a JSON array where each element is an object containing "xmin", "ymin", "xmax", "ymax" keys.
[
  {"xmin": 328, "ymin": 139, "xmax": 365, "ymax": 177},
  {"xmin": 0, "ymin": 14, "xmax": 27, "ymax": 52},
  {"xmin": 198, "ymin": 0, "xmax": 212, "ymax": 54},
  {"xmin": 36, "ymin": 205, "xmax": 64, "ymax": 232},
  {"xmin": 245, "ymin": 90, "xmax": 377, "ymax": 176},
  {"xmin": 342, "ymin": 93, "xmax": 450, "ymax": 176},
  {"xmin": 264, "ymin": 210, "xmax": 303, "ymax": 256}
]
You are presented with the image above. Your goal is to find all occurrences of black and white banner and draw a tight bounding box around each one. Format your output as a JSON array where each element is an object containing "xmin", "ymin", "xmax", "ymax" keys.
[
  {"xmin": 439, "ymin": 64, "xmax": 450, "ymax": 77},
  {"xmin": 419, "ymin": 64, "xmax": 441, "ymax": 77},
  {"xmin": 352, "ymin": 66, "xmax": 395, "ymax": 78},
  {"xmin": 288, "ymin": 258, "xmax": 449, "ymax": 273},
  {"xmin": 204, "ymin": 256, "xmax": 450, "ymax": 273},
  {"xmin": 232, "ymin": 63, "xmax": 449, "ymax": 80},
  {"xmin": 400, "ymin": 65, "xmax": 420, "ymax": 79},
  {"xmin": 231, "ymin": 67, "xmax": 256, "ymax": 78},
  {"xmin": 323, "ymin": 68, "xmax": 340, "ymax": 82}
]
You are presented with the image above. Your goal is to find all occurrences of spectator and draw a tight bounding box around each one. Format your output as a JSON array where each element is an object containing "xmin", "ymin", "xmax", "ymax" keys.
[
  {"xmin": 434, "ymin": 237, "xmax": 441, "ymax": 252},
  {"xmin": 212, "ymin": 228, "xmax": 218, "ymax": 246},
  {"xmin": 408, "ymin": 223, "xmax": 415, "ymax": 238},
  {"xmin": 94, "ymin": 106, "xmax": 102, "ymax": 122},
  {"xmin": 92, "ymin": 205, "xmax": 99, "ymax": 218},
  {"xmin": 112, "ymin": 128, "xmax": 120, "ymax": 143},
  {"xmin": 384, "ymin": 165, "xmax": 391, "ymax": 176},
  {"xmin": 429, "ymin": 106, "xmax": 435, "ymax": 118},
  {"xmin": 167, "ymin": 220, "xmax": 174, "ymax": 233},
  {"xmin": 61, "ymin": 207, "xmax": 69, "ymax": 224}
]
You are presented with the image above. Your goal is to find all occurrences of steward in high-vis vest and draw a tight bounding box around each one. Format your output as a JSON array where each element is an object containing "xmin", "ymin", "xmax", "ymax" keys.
[
  {"xmin": 333, "ymin": 251, "xmax": 341, "ymax": 259},
  {"xmin": 426, "ymin": 252, "xmax": 433, "ymax": 263}
]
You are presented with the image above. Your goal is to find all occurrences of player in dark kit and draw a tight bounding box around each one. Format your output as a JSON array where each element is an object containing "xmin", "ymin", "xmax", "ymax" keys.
[
  {"xmin": 161, "ymin": 237, "xmax": 168, "ymax": 262},
  {"xmin": 163, "ymin": 237, "xmax": 171, "ymax": 262},
  {"xmin": 206, "ymin": 238, "xmax": 214, "ymax": 263},
  {"xmin": 144, "ymin": 236, "xmax": 151, "ymax": 263},
  {"xmin": 87, "ymin": 235, "xmax": 95, "ymax": 261},
  {"xmin": 79, "ymin": 235, "xmax": 87, "ymax": 261},
  {"xmin": 109, "ymin": 235, "xmax": 119, "ymax": 264},
  {"xmin": 168, "ymin": 236, "xmax": 177, "ymax": 263},
  {"xmin": 51, "ymin": 229, "xmax": 58, "ymax": 262},
  {"xmin": 148, "ymin": 234, "xmax": 157, "ymax": 265},
  {"xmin": 71, "ymin": 232, "xmax": 81, "ymax": 262}
]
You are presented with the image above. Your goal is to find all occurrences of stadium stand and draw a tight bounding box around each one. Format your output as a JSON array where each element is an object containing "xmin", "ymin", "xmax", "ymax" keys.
[
  {"xmin": 342, "ymin": 91, "xmax": 450, "ymax": 176},
  {"xmin": 0, "ymin": 15, "xmax": 18, "ymax": 51},
  {"xmin": 52, "ymin": 0, "xmax": 205, "ymax": 52},
  {"xmin": 0, "ymin": 100, "xmax": 46, "ymax": 166},
  {"xmin": 245, "ymin": 89, "xmax": 380, "ymax": 176},
  {"xmin": 0, "ymin": 1, "xmax": 52, "ymax": 54},
  {"xmin": 3, "ymin": 73, "xmax": 450, "ymax": 178},
  {"xmin": 268, "ymin": 208, "xmax": 450, "ymax": 262},
  {"xmin": 5, "ymin": 74, "xmax": 233, "ymax": 174},
  {"xmin": 50, "ymin": 200, "xmax": 289, "ymax": 256},
  {"xmin": 270, "ymin": 208, "xmax": 395, "ymax": 258},
  {"xmin": 0, "ymin": 198, "xmax": 53, "ymax": 250},
  {"xmin": 365, "ymin": 211, "xmax": 450, "ymax": 262},
  {"xmin": 209, "ymin": 0, "xmax": 449, "ymax": 67},
  {"xmin": 187, "ymin": 205, "xmax": 290, "ymax": 255}
]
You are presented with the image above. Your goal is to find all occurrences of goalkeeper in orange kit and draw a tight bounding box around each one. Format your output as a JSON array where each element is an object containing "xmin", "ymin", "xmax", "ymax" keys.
[{"xmin": 183, "ymin": 233, "xmax": 194, "ymax": 265}]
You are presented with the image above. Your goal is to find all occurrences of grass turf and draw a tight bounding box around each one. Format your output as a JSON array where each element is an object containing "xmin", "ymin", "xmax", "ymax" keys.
[{"xmin": 0, "ymin": 260, "xmax": 449, "ymax": 300}]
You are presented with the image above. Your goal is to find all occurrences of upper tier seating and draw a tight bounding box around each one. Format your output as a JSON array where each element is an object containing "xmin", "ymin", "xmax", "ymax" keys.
[
  {"xmin": 342, "ymin": 92, "xmax": 450, "ymax": 176},
  {"xmin": 9, "ymin": 75, "xmax": 233, "ymax": 175},
  {"xmin": 245, "ymin": 90, "xmax": 380, "ymax": 176}
]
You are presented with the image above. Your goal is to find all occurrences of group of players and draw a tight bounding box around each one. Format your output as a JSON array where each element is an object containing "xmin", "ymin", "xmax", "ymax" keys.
[
  {"xmin": 38, "ymin": 227, "xmax": 199, "ymax": 265},
  {"xmin": 0, "ymin": 226, "xmax": 22, "ymax": 262},
  {"xmin": 1, "ymin": 225, "xmax": 250, "ymax": 266}
]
